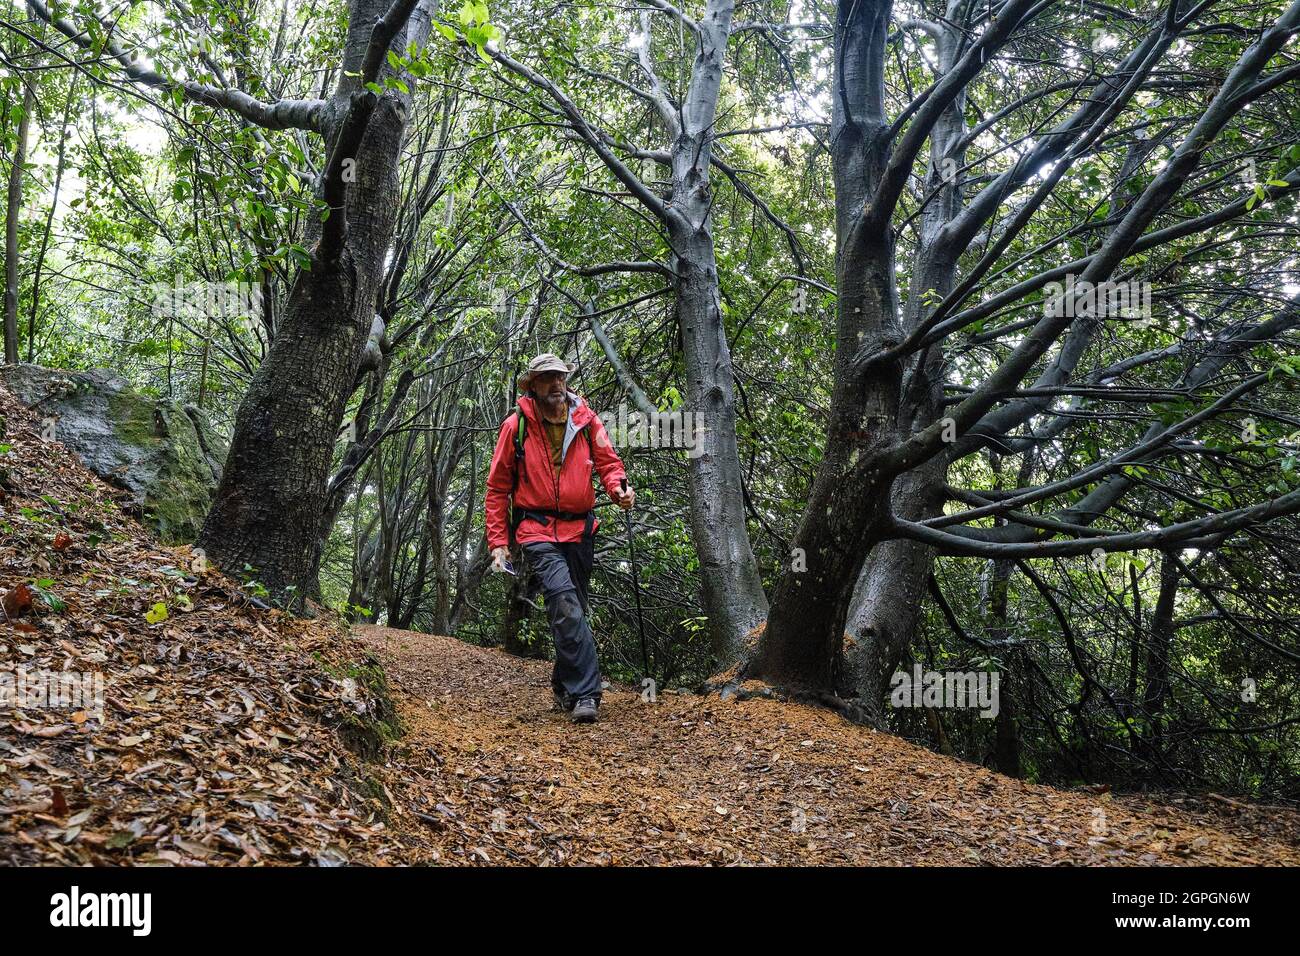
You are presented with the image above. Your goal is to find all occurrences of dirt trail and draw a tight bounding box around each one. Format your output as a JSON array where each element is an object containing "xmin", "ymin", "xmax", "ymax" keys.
[{"xmin": 359, "ymin": 624, "xmax": 1300, "ymax": 866}]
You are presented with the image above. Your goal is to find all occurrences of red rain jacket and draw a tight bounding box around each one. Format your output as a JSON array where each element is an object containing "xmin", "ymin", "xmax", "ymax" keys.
[{"xmin": 485, "ymin": 393, "xmax": 627, "ymax": 550}]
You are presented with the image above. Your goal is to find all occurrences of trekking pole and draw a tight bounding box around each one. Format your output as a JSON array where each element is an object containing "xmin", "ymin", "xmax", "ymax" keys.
[{"xmin": 621, "ymin": 477, "xmax": 651, "ymax": 679}]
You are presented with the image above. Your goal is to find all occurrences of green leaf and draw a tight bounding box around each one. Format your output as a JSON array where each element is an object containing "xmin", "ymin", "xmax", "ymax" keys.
[
  {"xmin": 39, "ymin": 590, "xmax": 67, "ymax": 613},
  {"xmin": 145, "ymin": 602, "xmax": 169, "ymax": 625}
]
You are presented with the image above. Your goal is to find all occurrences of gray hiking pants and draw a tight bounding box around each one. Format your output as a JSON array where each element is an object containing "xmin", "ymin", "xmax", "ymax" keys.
[{"xmin": 521, "ymin": 540, "xmax": 602, "ymax": 706}]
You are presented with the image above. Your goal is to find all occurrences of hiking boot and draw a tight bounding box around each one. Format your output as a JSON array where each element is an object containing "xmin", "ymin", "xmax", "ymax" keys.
[
  {"xmin": 552, "ymin": 690, "xmax": 571, "ymax": 713},
  {"xmin": 571, "ymin": 697, "xmax": 599, "ymax": 724}
]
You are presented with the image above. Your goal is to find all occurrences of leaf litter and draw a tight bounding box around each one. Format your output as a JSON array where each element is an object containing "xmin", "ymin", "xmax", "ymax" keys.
[
  {"xmin": 0, "ymin": 382, "xmax": 408, "ymax": 865},
  {"xmin": 358, "ymin": 625, "xmax": 1300, "ymax": 866}
]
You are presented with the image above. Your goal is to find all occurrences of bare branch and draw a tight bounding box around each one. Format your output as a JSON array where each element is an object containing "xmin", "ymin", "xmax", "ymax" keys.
[
  {"xmin": 25, "ymin": 0, "xmax": 325, "ymax": 131},
  {"xmin": 488, "ymin": 44, "xmax": 677, "ymax": 225}
]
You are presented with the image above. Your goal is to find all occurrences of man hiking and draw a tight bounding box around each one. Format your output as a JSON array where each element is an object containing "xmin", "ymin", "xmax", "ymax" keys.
[{"xmin": 485, "ymin": 354, "xmax": 634, "ymax": 723}]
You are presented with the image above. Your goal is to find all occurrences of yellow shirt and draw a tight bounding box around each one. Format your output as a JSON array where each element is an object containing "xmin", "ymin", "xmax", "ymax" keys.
[{"xmin": 541, "ymin": 417, "xmax": 565, "ymax": 475}]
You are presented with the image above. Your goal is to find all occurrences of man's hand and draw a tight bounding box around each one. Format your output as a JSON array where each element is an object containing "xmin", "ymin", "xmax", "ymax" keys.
[
  {"xmin": 615, "ymin": 483, "xmax": 635, "ymax": 510},
  {"xmin": 491, "ymin": 546, "xmax": 512, "ymax": 572}
]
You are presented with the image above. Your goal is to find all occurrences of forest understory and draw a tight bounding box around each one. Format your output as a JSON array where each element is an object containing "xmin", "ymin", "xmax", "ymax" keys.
[{"xmin": 4, "ymin": 382, "xmax": 1299, "ymax": 866}]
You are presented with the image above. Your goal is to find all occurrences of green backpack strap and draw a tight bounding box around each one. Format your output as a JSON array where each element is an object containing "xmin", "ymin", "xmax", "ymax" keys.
[{"xmin": 513, "ymin": 408, "xmax": 527, "ymax": 466}]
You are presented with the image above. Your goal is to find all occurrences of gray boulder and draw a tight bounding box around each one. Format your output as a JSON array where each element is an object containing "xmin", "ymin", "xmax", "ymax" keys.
[{"xmin": 0, "ymin": 363, "xmax": 228, "ymax": 543}]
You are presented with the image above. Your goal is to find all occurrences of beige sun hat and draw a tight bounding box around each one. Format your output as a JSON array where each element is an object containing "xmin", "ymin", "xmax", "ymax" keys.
[{"xmin": 517, "ymin": 353, "xmax": 576, "ymax": 392}]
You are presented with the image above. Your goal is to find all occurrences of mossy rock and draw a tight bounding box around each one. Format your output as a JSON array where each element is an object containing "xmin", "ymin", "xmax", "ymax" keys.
[
  {"xmin": 0, "ymin": 363, "xmax": 227, "ymax": 543},
  {"xmin": 327, "ymin": 654, "xmax": 404, "ymax": 760}
]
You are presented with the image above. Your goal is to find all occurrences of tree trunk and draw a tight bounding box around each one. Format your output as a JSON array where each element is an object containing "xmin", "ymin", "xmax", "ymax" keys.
[
  {"xmin": 750, "ymin": 0, "xmax": 980, "ymax": 695},
  {"xmin": 495, "ymin": 569, "xmax": 543, "ymax": 658},
  {"xmin": 667, "ymin": 3, "xmax": 767, "ymax": 666},
  {"xmin": 4, "ymin": 85, "xmax": 33, "ymax": 365},
  {"xmin": 672, "ymin": 226, "xmax": 768, "ymax": 664},
  {"xmin": 28, "ymin": 73, "xmax": 74, "ymax": 363},
  {"xmin": 199, "ymin": 256, "xmax": 367, "ymax": 598},
  {"xmin": 983, "ymin": 555, "xmax": 1021, "ymax": 777},
  {"xmin": 1142, "ymin": 551, "xmax": 1179, "ymax": 747},
  {"xmin": 197, "ymin": 0, "xmax": 431, "ymax": 603},
  {"xmin": 747, "ymin": 0, "xmax": 903, "ymax": 690},
  {"xmin": 841, "ymin": 5, "xmax": 970, "ymax": 713},
  {"xmin": 840, "ymin": 461, "xmax": 945, "ymax": 719}
]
